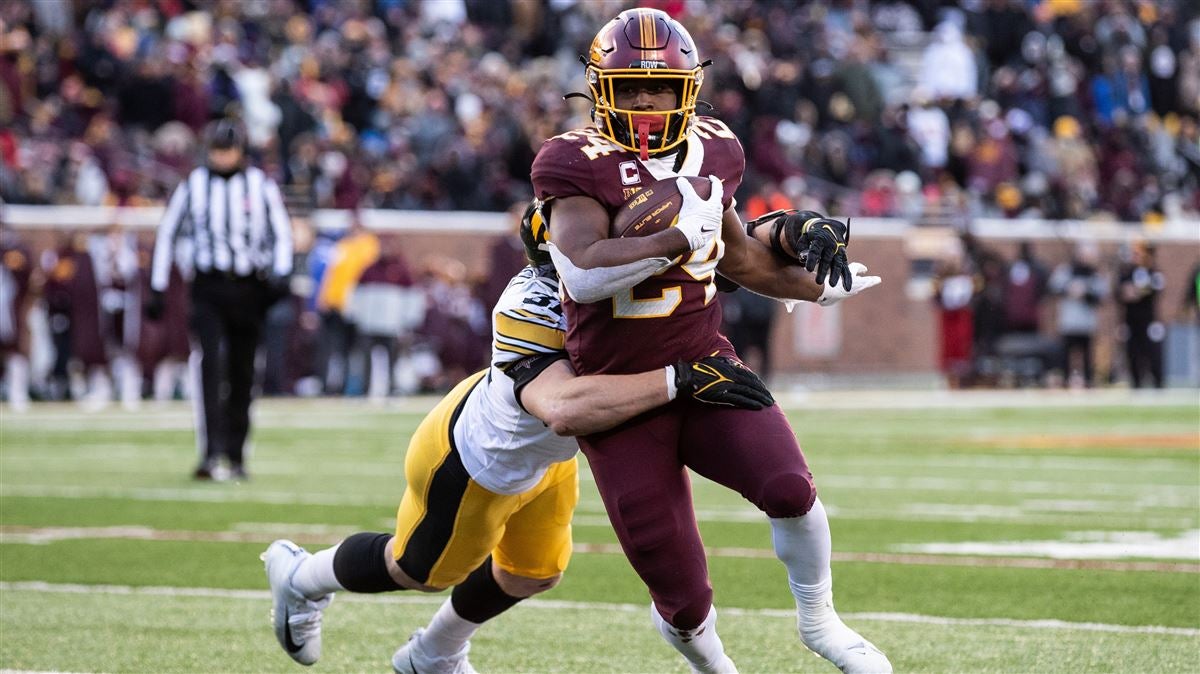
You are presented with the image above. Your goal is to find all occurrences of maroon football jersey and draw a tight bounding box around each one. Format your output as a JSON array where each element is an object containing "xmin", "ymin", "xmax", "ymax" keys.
[{"xmin": 531, "ymin": 117, "xmax": 745, "ymax": 374}]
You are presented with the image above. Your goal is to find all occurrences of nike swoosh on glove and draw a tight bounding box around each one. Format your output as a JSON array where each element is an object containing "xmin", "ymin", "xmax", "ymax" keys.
[
  {"xmin": 673, "ymin": 175, "xmax": 724, "ymax": 251},
  {"xmin": 816, "ymin": 262, "xmax": 881, "ymax": 306}
]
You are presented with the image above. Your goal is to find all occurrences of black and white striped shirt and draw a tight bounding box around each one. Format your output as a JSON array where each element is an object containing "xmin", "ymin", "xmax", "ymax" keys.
[{"xmin": 151, "ymin": 166, "xmax": 293, "ymax": 292}]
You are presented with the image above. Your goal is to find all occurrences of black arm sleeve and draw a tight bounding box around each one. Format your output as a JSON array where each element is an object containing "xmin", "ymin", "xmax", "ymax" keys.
[{"xmin": 505, "ymin": 352, "xmax": 570, "ymax": 413}]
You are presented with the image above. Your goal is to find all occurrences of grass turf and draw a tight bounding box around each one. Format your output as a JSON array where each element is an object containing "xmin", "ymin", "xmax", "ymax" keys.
[{"xmin": 1, "ymin": 396, "xmax": 1197, "ymax": 672}]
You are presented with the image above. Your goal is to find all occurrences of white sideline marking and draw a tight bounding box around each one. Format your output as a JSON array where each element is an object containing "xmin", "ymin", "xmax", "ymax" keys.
[
  {"xmin": 3, "ymin": 526, "xmax": 1198, "ymax": 573},
  {"xmin": 2, "ymin": 581, "xmax": 1197, "ymax": 638},
  {"xmin": 897, "ymin": 530, "xmax": 1200, "ymax": 562}
]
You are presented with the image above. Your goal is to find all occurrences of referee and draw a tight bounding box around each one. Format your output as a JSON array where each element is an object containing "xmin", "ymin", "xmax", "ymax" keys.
[{"xmin": 147, "ymin": 119, "xmax": 293, "ymax": 481}]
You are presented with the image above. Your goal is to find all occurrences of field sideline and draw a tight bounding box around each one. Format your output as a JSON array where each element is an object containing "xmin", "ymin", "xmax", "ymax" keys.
[{"xmin": 1, "ymin": 391, "xmax": 1198, "ymax": 673}]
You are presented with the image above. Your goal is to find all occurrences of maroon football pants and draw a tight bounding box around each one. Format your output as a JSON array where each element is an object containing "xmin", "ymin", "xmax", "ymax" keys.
[{"xmin": 578, "ymin": 400, "xmax": 815, "ymax": 630}]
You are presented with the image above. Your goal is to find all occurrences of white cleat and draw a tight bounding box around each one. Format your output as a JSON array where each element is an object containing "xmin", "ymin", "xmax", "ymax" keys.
[
  {"xmin": 392, "ymin": 628, "xmax": 478, "ymax": 674},
  {"xmin": 798, "ymin": 594, "xmax": 892, "ymax": 674},
  {"xmin": 262, "ymin": 539, "xmax": 333, "ymax": 666}
]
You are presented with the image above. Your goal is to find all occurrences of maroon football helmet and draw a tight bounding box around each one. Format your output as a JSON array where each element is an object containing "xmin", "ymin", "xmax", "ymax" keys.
[{"xmin": 584, "ymin": 8, "xmax": 703, "ymax": 158}]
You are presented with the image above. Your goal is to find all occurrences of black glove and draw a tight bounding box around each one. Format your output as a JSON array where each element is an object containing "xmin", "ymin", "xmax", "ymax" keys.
[
  {"xmin": 673, "ymin": 355, "xmax": 774, "ymax": 410},
  {"xmin": 144, "ymin": 290, "xmax": 165, "ymax": 321},
  {"xmin": 783, "ymin": 214, "xmax": 852, "ymax": 291}
]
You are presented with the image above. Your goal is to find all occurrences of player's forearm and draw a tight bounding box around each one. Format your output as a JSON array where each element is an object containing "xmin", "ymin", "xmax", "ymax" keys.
[
  {"xmin": 719, "ymin": 235, "xmax": 822, "ymax": 302},
  {"xmin": 540, "ymin": 370, "xmax": 669, "ymax": 436},
  {"xmin": 732, "ymin": 263, "xmax": 823, "ymax": 302},
  {"xmin": 570, "ymin": 230, "xmax": 689, "ymax": 269}
]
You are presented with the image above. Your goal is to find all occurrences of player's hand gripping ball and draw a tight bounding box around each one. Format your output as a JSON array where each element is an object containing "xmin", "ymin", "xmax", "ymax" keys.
[{"xmin": 611, "ymin": 175, "xmax": 722, "ymax": 253}]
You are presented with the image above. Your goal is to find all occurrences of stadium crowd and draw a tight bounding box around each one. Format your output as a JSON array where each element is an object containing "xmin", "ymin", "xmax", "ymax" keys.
[
  {"xmin": 2, "ymin": 0, "xmax": 1198, "ymax": 405},
  {"xmin": 2, "ymin": 0, "xmax": 1198, "ymax": 222}
]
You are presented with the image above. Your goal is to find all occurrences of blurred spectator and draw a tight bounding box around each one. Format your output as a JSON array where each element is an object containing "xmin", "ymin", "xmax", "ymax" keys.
[
  {"xmin": 963, "ymin": 233, "xmax": 1007, "ymax": 365},
  {"xmin": 1117, "ymin": 241, "xmax": 1167, "ymax": 388},
  {"xmin": 932, "ymin": 256, "xmax": 979, "ymax": 388},
  {"xmin": 416, "ymin": 255, "xmax": 488, "ymax": 391},
  {"xmin": 0, "ymin": 228, "xmax": 33, "ymax": 411},
  {"xmin": 907, "ymin": 90, "xmax": 951, "ymax": 173},
  {"xmin": 314, "ymin": 217, "xmax": 379, "ymax": 394},
  {"xmin": 919, "ymin": 20, "xmax": 978, "ymax": 103},
  {"xmin": 346, "ymin": 251, "xmax": 418, "ymax": 400},
  {"xmin": 1183, "ymin": 260, "xmax": 1200, "ymax": 320},
  {"xmin": 1048, "ymin": 242, "xmax": 1109, "ymax": 387},
  {"xmin": 480, "ymin": 203, "xmax": 532, "ymax": 313},
  {"xmin": 39, "ymin": 238, "xmax": 76, "ymax": 401},
  {"xmin": 720, "ymin": 289, "xmax": 778, "ymax": 379},
  {"xmin": 131, "ymin": 244, "xmax": 190, "ymax": 402},
  {"xmin": 1003, "ymin": 242, "xmax": 1048, "ymax": 335}
]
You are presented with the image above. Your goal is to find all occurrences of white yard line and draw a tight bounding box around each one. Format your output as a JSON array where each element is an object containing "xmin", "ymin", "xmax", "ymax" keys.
[
  {"xmin": 2, "ymin": 581, "xmax": 1196, "ymax": 637},
  {"xmin": 0, "ymin": 670, "xmax": 92, "ymax": 674},
  {"xmin": 2, "ymin": 526, "xmax": 1196, "ymax": 572},
  {"xmin": 3, "ymin": 484, "xmax": 1195, "ymax": 529}
]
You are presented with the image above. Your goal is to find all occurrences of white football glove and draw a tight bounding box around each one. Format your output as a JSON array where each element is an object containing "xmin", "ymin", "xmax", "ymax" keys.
[
  {"xmin": 816, "ymin": 262, "xmax": 881, "ymax": 306},
  {"xmin": 673, "ymin": 175, "xmax": 724, "ymax": 251}
]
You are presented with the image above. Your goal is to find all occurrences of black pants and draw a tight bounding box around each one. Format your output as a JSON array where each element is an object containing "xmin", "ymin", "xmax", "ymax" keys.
[
  {"xmin": 1061, "ymin": 334, "xmax": 1094, "ymax": 387},
  {"xmin": 1126, "ymin": 324, "xmax": 1164, "ymax": 389},
  {"xmin": 189, "ymin": 272, "xmax": 270, "ymax": 468}
]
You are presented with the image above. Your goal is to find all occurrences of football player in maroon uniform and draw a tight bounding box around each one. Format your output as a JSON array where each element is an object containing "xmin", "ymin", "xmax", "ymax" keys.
[{"xmin": 531, "ymin": 8, "xmax": 889, "ymax": 674}]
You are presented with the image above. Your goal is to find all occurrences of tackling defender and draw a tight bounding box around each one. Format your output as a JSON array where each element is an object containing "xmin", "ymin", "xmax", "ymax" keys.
[
  {"xmin": 261, "ymin": 200, "xmax": 774, "ymax": 673},
  {"xmin": 530, "ymin": 8, "xmax": 890, "ymax": 673}
]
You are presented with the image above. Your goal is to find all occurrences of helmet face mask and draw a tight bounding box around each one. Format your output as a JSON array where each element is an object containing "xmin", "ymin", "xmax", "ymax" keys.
[{"xmin": 585, "ymin": 8, "xmax": 703, "ymax": 158}]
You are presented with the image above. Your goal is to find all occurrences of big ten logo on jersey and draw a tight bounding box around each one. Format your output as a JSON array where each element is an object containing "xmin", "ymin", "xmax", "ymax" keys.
[
  {"xmin": 619, "ymin": 161, "xmax": 641, "ymax": 186},
  {"xmin": 553, "ymin": 128, "xmax": 618, "ymax": 161}
]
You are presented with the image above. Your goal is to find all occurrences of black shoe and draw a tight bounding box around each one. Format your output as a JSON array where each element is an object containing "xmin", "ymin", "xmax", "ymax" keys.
[
  {"xmin": 193, "ymin": 463, "xmax": 215, "ymax": 481},
  {"xmin": 229, "ymin": 465, "xmax": 249, "ymax": 481}
]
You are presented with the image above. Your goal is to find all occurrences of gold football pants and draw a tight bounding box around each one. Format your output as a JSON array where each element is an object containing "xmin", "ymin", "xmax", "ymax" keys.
[{"xmin": 393, "ymin": 372, "xmax": 578, "ymax": 588}]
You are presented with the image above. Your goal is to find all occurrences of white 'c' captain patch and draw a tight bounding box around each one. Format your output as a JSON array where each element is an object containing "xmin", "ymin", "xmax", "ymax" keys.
[{"xmin": 619, "ymin": 161, "xmax": 640, "ymax": 185}]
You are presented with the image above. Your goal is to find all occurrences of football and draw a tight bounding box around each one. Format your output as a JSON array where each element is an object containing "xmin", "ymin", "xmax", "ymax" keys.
[{"xmin": 610, "ymin": 175, "xmax": 713, "ymax": 238}]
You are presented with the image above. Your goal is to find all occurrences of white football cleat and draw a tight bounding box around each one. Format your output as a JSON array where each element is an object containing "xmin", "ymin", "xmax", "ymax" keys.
[
  {"xmin": 262, "ymin": 539, "xmax": 333, "ymax": 666},
  {"xmin": 798, "ymin": 593, "xmax": 892, "ymax": 674},
  {"xmin": 392, "ymin": 628, "xmax": 478, "ymax": 674}
]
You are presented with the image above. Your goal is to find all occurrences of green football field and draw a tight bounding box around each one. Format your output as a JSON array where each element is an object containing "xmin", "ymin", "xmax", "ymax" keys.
[{"xmin": 1, "ymin": 392, "xmax": 1198, "ymax": 673}]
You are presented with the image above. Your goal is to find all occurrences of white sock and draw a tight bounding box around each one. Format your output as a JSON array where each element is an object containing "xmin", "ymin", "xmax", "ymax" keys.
[
  {"xmin": 651, "ymin": 604, "xmax": 737, "ymax": 674},
  {"xmin": 290, "ymin": 545, "xmax": 344, "ymax": 599},
  {"xmin": 419, "ymin": 598, "xmax": 480, "ymax": 658},
  {"xmin": 770, "ymin": 497, "xmax": 833, "ymax": 604}
]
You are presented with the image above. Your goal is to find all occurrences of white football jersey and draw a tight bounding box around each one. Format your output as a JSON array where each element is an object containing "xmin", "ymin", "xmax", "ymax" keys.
[{"xmin": 453, "ymin": 265, "xmax": 579, "ymax": 495}]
